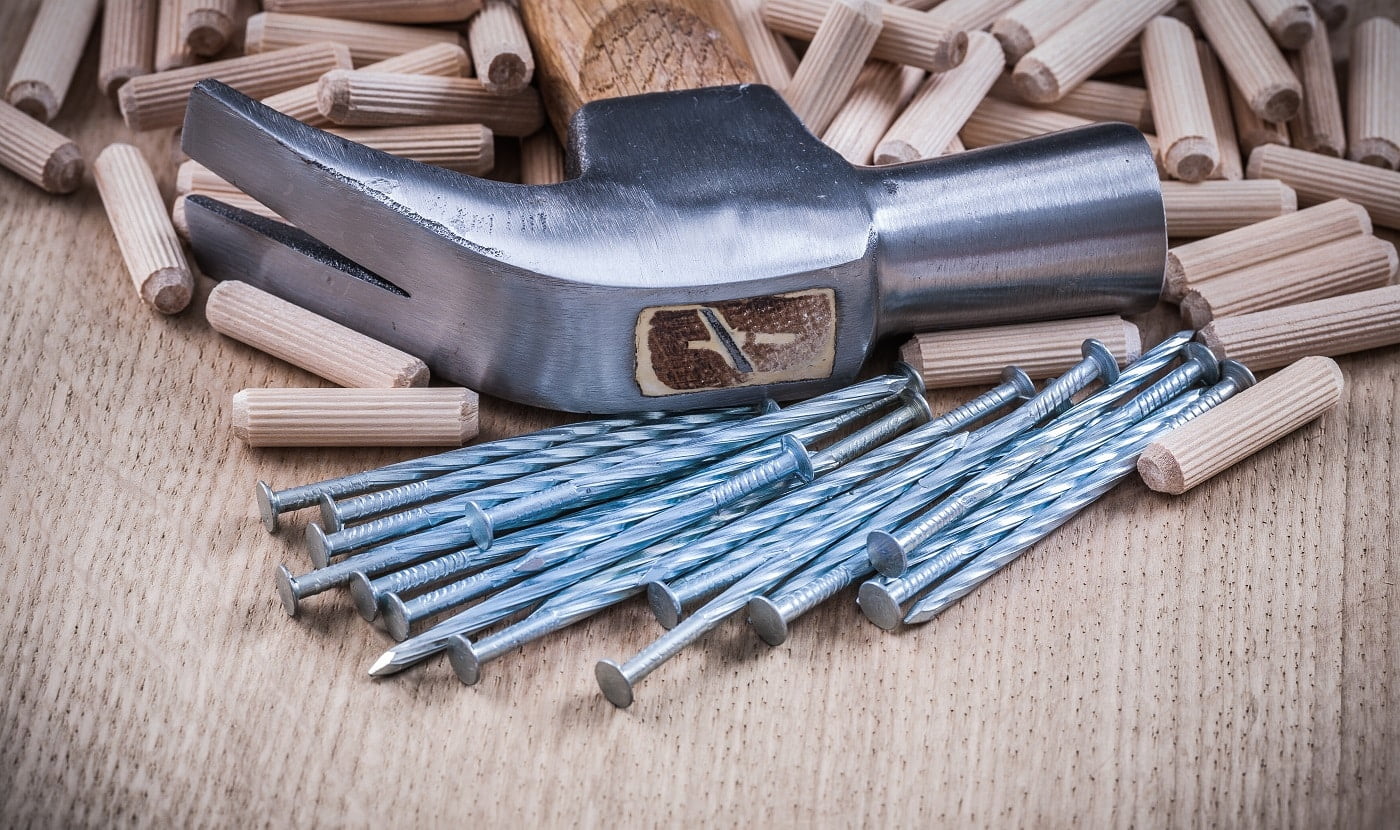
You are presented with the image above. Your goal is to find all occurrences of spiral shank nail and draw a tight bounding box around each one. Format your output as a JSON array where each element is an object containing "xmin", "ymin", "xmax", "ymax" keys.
[{"xmin": 769, "ymin": 543, "xmax": 869, "ymax": 619}]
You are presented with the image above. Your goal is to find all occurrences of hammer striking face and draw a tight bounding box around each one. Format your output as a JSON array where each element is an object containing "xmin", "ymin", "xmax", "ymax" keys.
[{"xmin": 182, "ymin": 82, "xmax": 1164, "ymax": 413}]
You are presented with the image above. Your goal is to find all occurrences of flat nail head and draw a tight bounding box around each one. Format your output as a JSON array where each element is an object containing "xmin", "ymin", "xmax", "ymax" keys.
[
  {"xmin": 347, "ymin": 572, "xmax": 380, "ymax": 621},
  {"xmin": 900, "ymin": 387, "xmax": 935, "ymax": 424},
  {"xmin": 275, "ymin": 564, "xmax": 301, "ymax": 616},
  {"xmin": 595, "ymin": 659, "xmax": 634, "ymax": 708},
  {"xmin": 1218, "ymin": 360, "xmax": 1257, "ymax": 390},
  {"xmin": 746, "ymin": 596, "xmax": 789, "ymax": 646},
  {"xmin": 779, "ymin": 435, "xmax": 815, "ymax": 483},
  {"xmin": 305, "ymin": 523, "xmax": 332, "ymax": 569},
  {"xmin": 464, "ymin": 502, "xmax": 494, "ymax": 549},
  {"xmin": 1002, "ymin": 366, "xmax": 1036, "ymax": 399},
  {"xmin": 646, "ymin": 581, "xmax": 683, "ymax": 629},
  {"xmin": 1182, "ymin": 342, "xmax": 1222, "ymax": 384},
  {"xmin": 447, "ymin": 634, "xmax": 482, "ymax": 685},
  {"xmin": 866, "ymin": 530, "xmax": 909, "ymax": 577},
  {"xmin": 857, "ymin": 581, "xmax": 903, "ymax": 631},
  {"xmin": 256, "ymin": 481, "xmax": 280, "ymax": 532},
  {"xmin": 1082, "ymin": 339, "xmax": 1120, "ymax": 386},
  {"xmin": 381, "ymin": 593, "xmax": 413, "ymax": 642},
  {"xmin": 893, "ymin": 360, "xmax": 927, "ymax": 397},
  {"xmin": 318, "ymin": 494, "xmax": 345, "ymax": 533}
]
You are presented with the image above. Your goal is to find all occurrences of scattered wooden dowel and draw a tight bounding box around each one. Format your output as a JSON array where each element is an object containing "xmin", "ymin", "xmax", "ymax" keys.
[
  {"xmin": 1178, "ymin": 234, "xmax": 1396, "ymax": 326},
  {"xmin": 990, "ymin": 74, "xmax": 1154, "ymax": 131},
  {"xmin": 1161, "ymin": 178, "xmax": 1296, "ymax": 237},
  {"xmin": 99, "ymin": 0, "xmax": 156, "ymax": 101},
  {"xmin": 119, "ymin": 42, "xmax": 353, "ymax": 131},
  {"xmin": 1011, "ymin": 0, "xmax": 1173, "ymax": 103},
  {"xmin": 1191, "ymin": 0, "xmax": 1300, "ymax": 123},
  {"xmin": 1248, "ymin": 143, "xmax": 1400, "ymax": 229},
  {"xmin": 1142, "ymin": 16, "xmax": 1219, "ymax": 182},
  {"xmin": 5, "ymin": 0, "xmax": 102, "ymax": 122},
  {"xmin": 171, "ymin": 192, "xmax": 287, "ymax": 241},
  {"xmin": 181, "ymin": 0, "xmax": 239, "ymax": 56},
  {"xmin": 782, "ymin": 0, "xmax": 885, "ymax": 134},
  {"xmin": 729, "ymin": 0, "xmax": 799, "ymax": 88},
  {"xmin": 154, "ymin": 0, "xmax": 197, "ymax": 72},
  {"xmin": 520, "ymin": 131, "xmax": 566, "ymax": 184},
  {"xmin": 1229, "ymin": 75, "xmax": 1290, "ymax": 154},
  {"xmin": 914, "ymin": 0, "xmax": 1019, "ymax": 31},
  {"xmin": 1308, "ymin": 0, "xmax": 1349, "ymax": 28},
  {"xmin": 992, "ymin": 0, "xmax": 1097, "ymax": 63},
  {"xmin": 0, "ymin": 101, "xmax": 84, "ymax": 194},
  {"xmin": 1198, "ymin": 284, "xmax": 1400, "ymax": 371},
  {"xmin": 231, "ymin": 387, "xmax": 479, "ymax": 447},
  {"xmin": 761, "ymin": 0, "xmax": 969, "ymax": 73},
  {"xmin": 1164, "ymin": 198, "xmax": 1370, "ymax": 300},
  {"xmin": 244, "ymin": 12, "xmax": 465, "ymax": 67},
  {"xmin": 1137, "ymin": 356, "xmax": 1343, "ymax": 494},
  {"xmin": 468, "ymin": 0, "xmax": 535, "ymax": 95},
  {"xmin": 1288, "ymin": 24, "xmax": 1345, "ymax": 157},
  {"xmin": 1347, "ymin": 17, "xmax": 1399, "ymax": 170},
  {"xmin": 316, "ymin": 71, "xmax": 544, "ymax": 136},
  {"xmin": 900, "ymin": 316, "xmax": 1141, "ymax": 389},
  {"xmin": 260, "ymin": 0, "xmax": 482, "ymax": 23},
  {"xmin": 1093, "ymin": 38, "xmax": 1142, "ymax": 78},
  {"xmin": 207, "ymin": 281, "xmax": 430, "ymax": 388},
  {"xmin": 261, "ymin": 42, "xmax": 469, "ymax": 127},
  {"xmin": 960, "ymin": 96, "xmax": 1091, "ymax": 148},
  {"xmin": 945, "ymin": 136, "xmax": 965, "ymax": 154},
  {"xmin": 1196, "ymin": 40, "xmax": 1242, "ymax": 179},
  {"xmin": 821, "ymin": 62, "xmax": 924, "ymax": 165},
  {"xmin": 328, "ymin": 125, "xmax": 495, "ymax": 174},
  {"xmin": 876, "ymin": 32, "xmax": 1003, "ymax": 164},
  {"xmin": 92, "ymin": 143, "xmax": 194, "ymax": 314},
  {"xmin": 1245, "ymin": 0, "xmax": 1318, "ymax": 48}
]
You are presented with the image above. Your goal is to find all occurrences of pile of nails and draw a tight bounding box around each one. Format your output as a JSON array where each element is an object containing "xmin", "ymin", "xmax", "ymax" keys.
[{"xmin": 259, "ymin": 330, "xmax": 1253, "ymax": 708}]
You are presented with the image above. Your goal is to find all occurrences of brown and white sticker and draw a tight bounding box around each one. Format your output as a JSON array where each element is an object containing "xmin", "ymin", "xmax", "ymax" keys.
[{"xmin": 635, "ymin": 289, "xmax": 837, "ymax": 396}]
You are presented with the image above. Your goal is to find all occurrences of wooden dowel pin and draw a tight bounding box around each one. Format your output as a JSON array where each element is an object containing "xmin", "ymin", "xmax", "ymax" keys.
[
  {"xmin": 317, "ymin": 71, "xmax": 544, "ymax": 136},
  {"xmin": 1288, "ymin": 21, "xmax": 1345, "ymax": 157},
  {"xmin": 244, "ymin": 12, "xmax": 465, "ymax": 66},
  {"xmin": 0, "ymin": 101, "xmax": 85, "ymax": 194},
  {"xmin": 761, "ymin": 0, "xmax": 969, "ymax": 74},
  {"xmin": 1011, "ymin": 0, "xmax": 1174, "ymax": 103},
  {"xmin": 1309, "ymin": 0, "xmax": 1349, "ymax": 28},
  {"xmin": 729, "ymin": 0, "xmax": 799, "ymax": 89},
  {"xmin": 782, "ymin": 0, "xmax": 884, "ymax": 135},
  {"xmin": 901, "ymin": 316, "xmax": 1141, "ymax": 389},
  {"xmin": 93, "ymin": 143, "xmax": 194, "ymax": 314},
  {"xmin": 261, "ymin": 42, "xmax": 469, "ymax": 126},
  {"xmin": 99, "ymin": 0, "xmax": 157, "ymax": 101},
  {"xmin": 989, "ymin": 75, "xmax": 1154, "ymax": 132},
  {"xmin": 1229, "ymin": 75, "xmax": 1289, "ymax": 154},
  {"xmin": 1347, "ymin": 17, "xmax": 1399, "ymax": 170},
  {"xmin": 1245, "ymin": 0, "xmax": 1318, "ymax": 48},
  {"xmin": 876, "ymin": 32, "xmax": 1003, "ymax": 164},
  {"xmin": 1191, "ymin": 0, "xmax": 1300, "ymax": 123},
  {"xmin": 1142, "ymin": 16, "xmax": 1219, "ymax": 182},
  {"xmin": 469, "ymin": 0, "xmax": 535, "ymax": 95},
  {"xmin": 5, "ymin": 0, "xmax": 103, "ymax": 122},
  {"xmin": 232, "ymin": 388, "xmax": 479, "ymax": 447},
  {"xmin": 991, "ymin": 0, "xmax": 1097, "ymax": 63},
  {"xmin": 1161, "ymin": 179, "xmax": 1296, "ymax": 237},
  {"xmin": 182, "ymin": 0, "xmax": 240, "ymax": 57},
  {"xmin": 329, "ymin": 125, "xmax": 495, "ymax": 174},
  {"xmin": 155, "ymin": 0, "xmax": 197, "ymax": 72},
  {"xmin": 1196, "ymin": 40, "xmax": 1242, "ymax": 179},
  {"xmin": 1198, "ymin": 285, "xmax": 1400, "ymax": 371},
  {"xmin": 520, "ymin": 131, "xmax": 566, "ymax": 185},
  {"xmin": 822, "ymin": 62, "xmax": 923, "ymax": 165},
  {"xmin": 260, "ymin": 0, "xmax": 482, "ymax": 23},
  {"xmin": 916, "ymin": 0, "xmax": 1019, "ymax": 32},
  {"xmin": 1248, "ymin": 143, "xmax": 1400, "ymax": 229}
]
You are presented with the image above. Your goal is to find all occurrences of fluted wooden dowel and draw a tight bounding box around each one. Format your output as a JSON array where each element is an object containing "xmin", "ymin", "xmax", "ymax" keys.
[
  {"xmin": 1191, "ymin": 0, "xmax": 1300, "ymax": 123},
  {"xmin": 1198, "ymin": 285, "xmax": 1400, "ymax": 371},
  {"xmin": 1137, "ymin": 356, "xmax": 1343, "ymax": 494},
  {"xmin": 5, "ymin": 0, "xmax": 102, "ymax": 122},
  {"xmin": 260, "ymin": 0, "xmax": 482, "ymax": 23},
  {"xmin": 989, "ymin": 74, "xmax": 1154, "ymax": 131},
  {"xmin": 1093, "ymin": 39, "xmax": 1142, "ymax": 78},
  {"xmin": 960, "ymin": 96, "xmax": 1090, "ymax": 147},
  {"xmin": 99, "ymin": 0, "xmax": 156, "ymax": 101},
  {"xmin": 1288, "ymin": 23, "xmax": 1345, "ymax": 157},
  {"xmin": 781, "ymin": 0, "xmax": 884, "ymax": 134},
  {"xmin": 1011, "ymin": 0, "xmax": 1173, "ymax": 103},
  {"xmin": 901, "ymin": 316, "xmax": 1140, "ymax": 389},
  {"xmin": 822, "ymin": 62, "xmax": 923, "ymax": 165},
  {"xmin": 261, "ymin": 43, "xmax": 468, "ymax": 126},
  {"xmin": 93, "ymin": 143, "xmax": 194, "ymax": 314},
  {"xmin": 181, "ymin": 0, "xmax": 239, "ymax": 56},
  {"xmin": 1229, "ymin": 75, "xmax": 1289, "ymax": 154},
  {"xmin": 728, "ymin": 0, "xmax": 798, "ymax": 88},
  {"xmin": 468, "ymin": 0, "xmax": 535, "ymax": 95},
  {"xmin": 244, "ymin": 12, "xmax": 465, "ymax": 66},
  {"xmin": 154, "ymin": 0, "xmax": 196, "ymax": 72},
  {"xmin": 1309, "ymin": 0, "xmax": 1349, "ymax": 28},
  {"xmin": 317, "ymin": 71, "xmax": 544, "ymax": 135},
  {"xmin": 1196, "ymin": 40, "xmax": 1242, "ymax": 179},
  {"xmin": 916, "ymin": 0, "xmax": 1019, "ymax": 31},
  {"xmin": 1161, "ymin": 179, "xmax": 1296, "ymax": 237},
  {"xmin": 1246, "ymin": 0, "xmax": 1318, "ymax": 48},
  {"xmin": 329, "ymin": 125, "xmax": 495, "ymax": 174},
  {"xmin": 1178, "ymin": 235, "xmax": 1397, "ymax": 326},
  {"xmin": 0, "ymin": 101, "xmax": 84, "ymax": 194},
  {"xmin": 1347, "ymin": 17, "xmax": 1399, "ymax": 170},
  {"xmin": 992, "ymin": 0, "xmax": 1097, "ymax": 64},
  {"xmin": 761, "ymin": 0, "xmax": 969, "ymax": 73},
  {"xmin": 520, "ymin": 131, "xmax": 566, "ymax": 184},
  {"xmin": 231, "ymin": 387, "xmax": 479, "ymax": 447},
  {"xmin": 120, "ymin": 42, "xmax": 353, "ymax": 131},
  {"xmin": 876, "ymin": 32, "xmax": 1002, "ymax": 164},
  {"xmin": 1143, "ymin": 16, "xmax": 1218, "ymax": 182},
  {"xmin": 1164, "ymin": 198, "xmax": 1370, "ymax": 300},
  {"xmin": 1248, "ymin": 143, "xmax": 1400, "ymax": 229}
]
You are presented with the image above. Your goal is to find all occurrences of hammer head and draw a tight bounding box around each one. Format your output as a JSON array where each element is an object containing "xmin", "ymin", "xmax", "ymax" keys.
[{"xmin": 183, "ymin": 82, "xmax": 1163, "ymax": 412}]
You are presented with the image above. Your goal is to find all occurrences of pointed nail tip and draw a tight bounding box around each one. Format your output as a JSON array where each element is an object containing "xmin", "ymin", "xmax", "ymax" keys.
[{"xmin": 368, "ymin": 651, "xmax": 396, "ymax": 676}]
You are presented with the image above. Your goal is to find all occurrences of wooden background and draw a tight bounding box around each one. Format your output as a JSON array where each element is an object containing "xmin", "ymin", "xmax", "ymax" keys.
[{"xmin": 1, "ymin": 2, "xmax": 1396, "ymax": 826}]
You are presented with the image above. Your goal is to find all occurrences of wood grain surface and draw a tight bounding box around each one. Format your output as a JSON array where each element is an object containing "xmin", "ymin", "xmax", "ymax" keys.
[{"xmin": 1, "ymin": 2, "xmax": 1397, "ymax": 826}]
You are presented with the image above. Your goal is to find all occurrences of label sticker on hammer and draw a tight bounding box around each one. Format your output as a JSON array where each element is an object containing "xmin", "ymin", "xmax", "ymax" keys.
[{"xmin": 635, "ymin": 289, "xmax": 837, "ymax": 396}]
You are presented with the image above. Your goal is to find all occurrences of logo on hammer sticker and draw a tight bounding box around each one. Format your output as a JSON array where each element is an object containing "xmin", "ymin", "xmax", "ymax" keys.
[{"xmin": 635, "ymin": 289, "xmax": 837, "ymax": 396}]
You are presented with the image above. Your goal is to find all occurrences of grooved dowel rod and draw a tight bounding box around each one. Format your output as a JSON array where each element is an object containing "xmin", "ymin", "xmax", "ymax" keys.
[
  {"xmin": 317, "ymin": 72, "xmax": 544, "ymax": 135},
  {"xmin": 99, "ymin": 0, "xmax": 156, "ymax": 101},
  {"xmin": 901, "ymin": 317, "xmax": 1141, "ymax": 389},
  {"xmin": 959, "ymin": 97, "xmax": 1168, "ymax": 174},
  {"xmin": 5, "ymin": 0, "xmax": 102, "ymax": 122},
  {"xmin": 1011, "ymin": 0, "xmax": 1173, "ymax": 103},
  {"xmin": 520, "ymin": 131, "xmax": 565, "ymax": 185},
  {"xmin": 876, "ymin": 32, "xmax": 1003, "ymax": 165},
  {"xmin": 469, "ymin": 0, "xmax": 534, "ymax": 95},
  {"xmin": 729, "ymin": 0, "xmax": 798, "ymax": 89},
  {"xmin": 1143, "ymin": 16, "xmax": 1218, "ymax": 182},
  {"xmin": 1197, "ymin": 39, "xmax": 1242, "ymax": 180},
  {"xmin": 915, "ymin": 0, "xmax": 1019, "ymax": 31},
  {"xmin": 992, "ymin": 0, "xmax": 1097, "ymax": 64},
  {"xmin": 1197, "ymin": 285, "xmax": 1400, "ymax": 371},
  {"xmin": 154, "ymin": 0, "xmax": 196, "ymax": 72},
  {"xmin": 1191, "ymin": 0, "xmax": 1300, "ymax": 123},
  {"xmin": 761, "ymin": 0, "xmax": 969, "ymax": 73},
  {"xmin": 0, "ymin": 101, "xmax": 84, "ymax": 194},
  {"xmin": 1289, "ymin": 23, "xmax": 1345, "ymax": 157},
  {"xmin": 1348, "ymin": 17, "xmax": 1399, "ymax": 170},
  {"xmin": 989, "ymin": 74, "xmax": 1154, "ymax": 131},
  {"xmin": 182, "ymin": 0, "xmax": 239, "ymax": 56},
  {"xmin": 1164, "ymin": 198, "xmax": 1371, "ymax": 300},
  {"xmin": 1178, "ymin": 235, "xmax": 1397, "ymax": 326},
  {"xmin": 207, "ymin": 281, "xmax": 430, "ymax": 388},
  {"xmin": 93, "ymin": 144, "xmax": 194, "ymax": 315},
  {"xmin": 244, "ymin": 12, "xmax": 465, "ymax": 66},
  {"xmin": 232, "ymin": 388, "xmax": 479, "ymax": 447},
  {"xmin": 821, "ymin": 61, "xmax": 923, "ymax": 165},
  {"xmin": 1246, "ymin": 0, "xmax": 1318, "ymax": 48},
  {"xmin": 261, "ymin": 42, "xmax": 468, "ymax": 127},
  {"xmin": 1137, "ymin": 356, "xmax": 1343, "ymax": 494},
  {"xmin": 1230, "ymin": 75, "xmax": 1289, "ymax": 154},
  {"xmin": 330, "ymin": 125, "xmax": 495, "ymax": 174},
  {"xmin": 260, "ymin": 0, "xmax": 482, "ymax": 23},
  {"xmin": 782, "ymin": 0, "xmax": 884, "ymax": 135},
  {"xmin": 120, "ymin": 42, "xmax": 353, "ymax": 131},
  {"xmin": 1161, "ymin": 179, "xmax": 1296, "ymax": 237},
  {"xmin": 1248, "ymin": 143, "xmax": 1400, "ymax": 229}
]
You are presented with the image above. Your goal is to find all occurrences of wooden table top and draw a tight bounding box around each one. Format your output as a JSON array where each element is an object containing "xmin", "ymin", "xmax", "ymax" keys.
[{"xmin": 2, "ymin": 2, "xmax": 1396, "ymax": 825}]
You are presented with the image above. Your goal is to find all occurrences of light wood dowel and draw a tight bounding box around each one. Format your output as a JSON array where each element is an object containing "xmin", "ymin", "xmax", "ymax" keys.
[
  {"xmin": 1288, "ymin": 25, "xmax": 1345, "ymax": 157},
  {"xmin": 1164, "ymin": 198, "xmax": 1370, "ymax": 299},
  {"xmin": 1198, "ymin": 285, "xmax": 1400, "ymax": 371},
  {"xmin": 99, "ymin": 0, "xmax": 156, "ymax": 101},
  {"xmin": 1246, "ymin": 0, "xmax": 1318, "ymax": 48},
  {"xmin": 92, "ymin": 143, "xmax": 194, "ymax": 314},
  {"xmin": 5, "ymin": 0, "xmax": 102, "ymax": 122},
  {"xmin": 1093, "ymin": 39, "xmax": 1143, "ymax": 78},
  {"xmin": 171, "ymin": 192, "xmax": 287, "ymax": 241},
  {"xmin": 154, "ymin": 0, "xmax": 196, "ymax": 72},
  {"xmin": 1137, "ymin": 356, "xmax": 1343, "ymax": 494},
  {"xmin": 244, "ymin": 12, "xmax": 465, "ymax": 66},
  {"xmin": 960, "ymin": 96, "xmax": 1090, "ymax": 147},
  {"xmin": 182, "ymin": 0, "xmax": 239, "ymax": 56},
  {"xmin": 1161, "ymin": 178, "xmax": 1296, "ymax": 237},
  {"xmin": 1191, "ymin": 0, "xmax": 1300, "ymax": 123},
  {"xmin": 120, "ymin": 42, "xmax": 352, "ymax": 131},
  {"xmin": 1011, "ymin": 0, "xmax": 1173, "ymax": 103},
  {"xmin": 989, "ymin": 75, "xmax": 1154, "ymax": 131},
  {"xmin": 782, "ymin": 0, "xmax": 884, "ymax": 134},
  {"xmin": 207, "ymin": 281, "xmax": 429, "ymax": 388},
  {"xmin": 317, "ymin": 71, "xmax": 544, "ymax": 135},
  {"xmin": 915, "ymin": 0, "xmax": 1019, "ymax": 31},
  {"xmin": 520, "ymin": 130, "xmax": 566, "ymax": 184},
  {"xmin": 469, "ymin": 1, "xmax": 535, "ymax": 95},
  {"xmin": 260, "ymin": 0, "xmax": 482, "ymax": 23},
  {"xmin": 1347, "ymin": 17, "xmax": 1399, "ymax": 170},
  {"xmin": 876, "ymin": 32, "xmax": 1003, "ymax": 164},
  {"xmin": 328, "ymin": 125, "xmax": 495, "ymax": 174},
  {"xmin": 0, "ymin": 100, "xmax": 84, "ymax": 194},
  {"xmin": 261, "ymin": 42, "xmax": 468, "ymax": 126},
  {"xmin": 1196, "ymin": 40, "xmax": 1242, "ymax": 179},
  {"xmin": 1178, "ymin": 235, "xmax": 1397, "ymax": 326},
  {"xmin": 1248, "ymin": 143, "xmax": 1400, "ymax": 229},
  {"xmin": 728, "ymin": 0, "xmax": 798, "ymax": 88},
  {"xmin": 231, "ymin": 387, "xmax": 479, "ymax": 447},
  {"xmin": 1229, "ymin": 75, "xmax": 1289, "ymax": 154},
  {"xmin": 1143, "ymin": 16, "xmax": 1219, "ymax": 182},
  {"xmin": 901, "ymin": 316, "xmax": 1141, "ymax": 389},
  {"xmin": 761, "ymin": 0, "xmax": 969, "ymax": 73},
  {"xmin": 822, "ymin": 62, "xmax": 924, "ymax": 165},
  {"xmin": 992, "ymin": 0, "xmax": 1097, "ymax": 63},
  {"xmin": 1309, "ymin": 0, "xmax": 1349, "ymax": 27}
]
